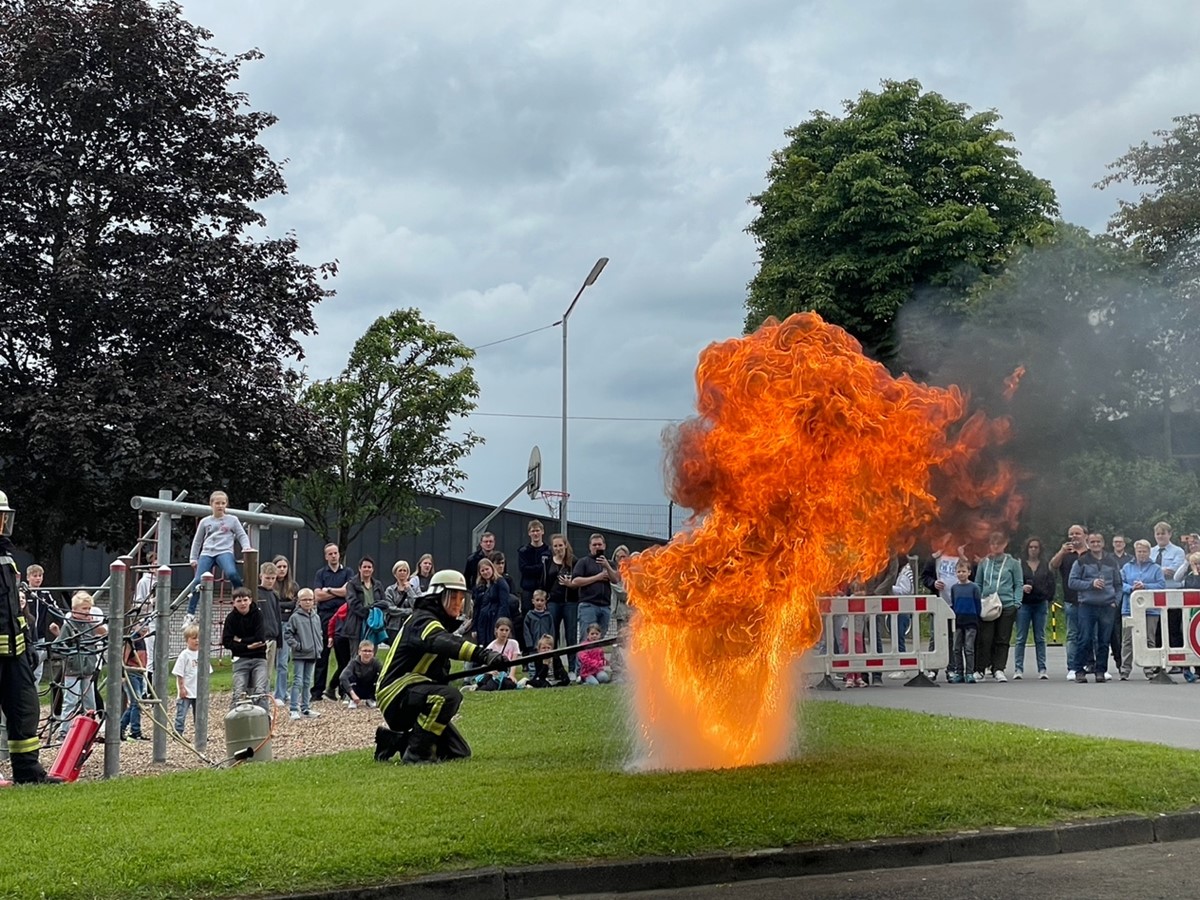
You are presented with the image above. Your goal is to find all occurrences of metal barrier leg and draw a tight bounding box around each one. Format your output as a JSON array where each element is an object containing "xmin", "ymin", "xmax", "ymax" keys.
[
  {"xmin": 903, "ymin": 671, "xmax": 938, "ymax": 687},
  {"xmin": 811, "ymin": 674, "xmax": 841, "ymax": 692}
]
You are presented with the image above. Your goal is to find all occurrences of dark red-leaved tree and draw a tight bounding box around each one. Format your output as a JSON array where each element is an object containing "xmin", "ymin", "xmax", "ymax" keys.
[{"xmin": 0, "ymin": 0, "xmax": 336, "ymax": 579}]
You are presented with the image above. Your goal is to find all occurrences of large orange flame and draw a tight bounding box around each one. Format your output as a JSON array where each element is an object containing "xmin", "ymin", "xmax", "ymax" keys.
[{"xmin": 624, "ymin": 313, "xmax": 1015, "ymax": 770}]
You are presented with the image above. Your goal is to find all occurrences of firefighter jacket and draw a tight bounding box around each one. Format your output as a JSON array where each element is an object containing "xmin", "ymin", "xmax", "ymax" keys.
[
  {"xmin": 0, "ymin": 536, "xmax": 29, "ymax": 657},
  {"xmin": 377, "ymin": 593, "xmax": 487, "ymax": 712}
]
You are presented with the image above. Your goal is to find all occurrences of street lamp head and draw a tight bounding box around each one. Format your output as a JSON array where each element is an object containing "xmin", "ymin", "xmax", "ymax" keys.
[{"xmin": 584, "ymin": 257, "xmax": 608, "ymax": 286}]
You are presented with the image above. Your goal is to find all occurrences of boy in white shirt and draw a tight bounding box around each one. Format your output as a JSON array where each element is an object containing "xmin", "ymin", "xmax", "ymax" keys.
[{"xmin": 172, "ymin": 624, "xmax": 210, "ymax": 735}]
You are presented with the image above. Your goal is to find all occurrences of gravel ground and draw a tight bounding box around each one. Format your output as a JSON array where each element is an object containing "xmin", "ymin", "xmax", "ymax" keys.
[{"xmin": 42, "ymin": 691, "xmax": 381, "ymax": 780}]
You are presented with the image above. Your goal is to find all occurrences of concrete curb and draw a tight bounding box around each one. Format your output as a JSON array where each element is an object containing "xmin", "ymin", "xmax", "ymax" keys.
[{"xmin": 288, "ymin": 809, "xmax": 1200, "ymax": 900}]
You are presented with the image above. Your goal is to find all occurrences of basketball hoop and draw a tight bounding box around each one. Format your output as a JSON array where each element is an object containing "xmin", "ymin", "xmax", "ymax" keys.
[{"xmin": 538, "ymin": 490, "xmax": 569, "ymax": 520}]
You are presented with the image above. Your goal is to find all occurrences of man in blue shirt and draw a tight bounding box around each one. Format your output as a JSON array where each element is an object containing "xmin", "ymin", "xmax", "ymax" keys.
[{"xmin": 1152, "ymin": 522, "xmax": 1186, "ymax": 670}]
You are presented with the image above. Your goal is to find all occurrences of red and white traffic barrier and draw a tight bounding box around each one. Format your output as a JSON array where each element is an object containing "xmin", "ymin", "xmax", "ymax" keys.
[
  {"xmin": 803, "ymin": 594, "xmax": 952, "ymax": 687},
  {"xmin": 1130, "ymin": 589, "xmax": 1200, "ymax": 680}
]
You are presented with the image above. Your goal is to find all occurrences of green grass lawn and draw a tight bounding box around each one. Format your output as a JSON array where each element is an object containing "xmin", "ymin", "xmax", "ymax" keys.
[{"xmin": 4, "ymin": 687, "xmax": 1200, "ymax": 899}]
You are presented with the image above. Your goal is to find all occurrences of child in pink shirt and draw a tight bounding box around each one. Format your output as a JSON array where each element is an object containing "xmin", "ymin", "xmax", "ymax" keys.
[{"xmin": 577, "ymin": 623, "xmax": 611, "ymax": 685}]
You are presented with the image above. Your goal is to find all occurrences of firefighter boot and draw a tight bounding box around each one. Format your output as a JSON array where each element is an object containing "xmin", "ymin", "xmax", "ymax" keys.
[
  {"xmin": 401, "ymin": 727, "xmax": 437, "ymax": 765},
  {"xmin": 374, "ymin": 726, "xmax": 406, "ymax": 763},
  {"xmin": 9, "ymin": 751, "xmax": 50, "ymax": 785}
]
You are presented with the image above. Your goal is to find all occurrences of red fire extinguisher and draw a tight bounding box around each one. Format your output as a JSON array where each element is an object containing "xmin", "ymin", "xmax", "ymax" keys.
[{"xmin": 47, "ymin": 711, "xmax": 102, "ymax": 783}]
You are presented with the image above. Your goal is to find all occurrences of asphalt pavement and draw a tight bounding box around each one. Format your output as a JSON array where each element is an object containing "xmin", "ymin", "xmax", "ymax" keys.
[{"xmin": 813, "ymin": 645, "xmax": 1200, "ymax": 750}]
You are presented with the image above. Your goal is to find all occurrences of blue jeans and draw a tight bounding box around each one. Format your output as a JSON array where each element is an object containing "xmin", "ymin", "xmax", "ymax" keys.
[
  {"xmin": 875, "ymin": 614, "xmax": 910, "ymax": 653},
  {"xmin": 174, "ymin": 698, "xmax": 196, "ymax": 734},
  {"xmin": 185, "ymin": 552, "xmax": 243, "ymax": 614},
  {"xmin": 1013, "ymin": 602, "xmax": 1048, "ymax": 674},
  {"xmin": 1064, "ymin": 602, "xmax": 1079, "ymax": 672},
  {"xmin": 290, "ymin": 659, "xmax": 315, "ymax": 713},
  {"xmin": 1077, "ymin": 603, "xmax": 1117, "ymax": 675},
  {"xmin": 121, "ymin": 672, "xmax": 144, "ymax": 736},
  {"xmin": 274, "ymin": 640, "xmax": 291, "ymax": 702},
  {"xmin": 953, "ymin": 624, "xmax": 977, "ymax": 676},
  {"xmin": 577, "ymin": 603, "xmax": 611, "ymax": 642}
]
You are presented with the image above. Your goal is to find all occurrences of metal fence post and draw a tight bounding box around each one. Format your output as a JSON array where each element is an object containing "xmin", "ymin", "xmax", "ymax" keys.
[
  {"xmin": 196, "ymin": 572, "xmax": 214, "ymax": 754},
  {"xmin": 152, "ymin": 563, "xmax": 172, "ymax": 763},
  {"xmin": 103, "ymin": 559, "xmax": 127, "ymax": 779}
]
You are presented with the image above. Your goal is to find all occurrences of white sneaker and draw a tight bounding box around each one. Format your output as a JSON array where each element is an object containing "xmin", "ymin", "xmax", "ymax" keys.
[
  {"xmin": 365, "ymin": 699, "xmax": 376, "ymax": 708},
  {"xmin": 182, "ymin": 613, "xmax": 197, "ymax": 628},
  {"xmin": 974, "ymin": 672, "xmax": 985, "ymax": 682},
  {"xmin": 1103, "ymin": 672, "xmax": 1113, "ymax": 682},
  {"xmin": 993, "ymin": 671, "xmax": 1007, "ymax": 682},
  {"xmin": 887, "ymin": 670, "xmax": 908, "ymax": 680},
  {"xmin": 346, "ymin": 700, "xmax": 357, "ymax": 710},
  {"xmin": 1066, "ymin": 670, "xmax": 1076, "ymax": 681},
  {"xmin": 302, "ymin": 709, "xmax": 321, "ymax": 718},
  {"xmin": 289, "ymin": 711, "xmax": 301, "ymax": 720},
  {"xmin": 273, "ymin": 698, "xmax": 286, "ymax": 708},
  {"xmin": 1039, "ymin": 671, "xmax": 1049, "ymax": 680},
  {"xmin": 1013, "ymin": 671, "xmax": 1023, "ymax": 680}
]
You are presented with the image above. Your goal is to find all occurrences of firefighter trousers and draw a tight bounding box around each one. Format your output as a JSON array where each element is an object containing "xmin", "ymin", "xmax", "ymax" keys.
[
  {"xmin": 382, "ymin": 682, "xmax": 470, "ymax": 761},
  {"xmin": 1, "ymin": 654, "xmax": 47, "ymax": 783}
]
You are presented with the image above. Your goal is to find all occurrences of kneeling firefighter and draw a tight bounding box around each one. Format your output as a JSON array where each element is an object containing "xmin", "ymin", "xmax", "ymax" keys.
[
  {"xmin": 0, "ymin": 491, "xmax": 49, "ymax": 784},
  {"xmin": 375, "ymin": 569, "xmax": 503, "ymax": 764}
]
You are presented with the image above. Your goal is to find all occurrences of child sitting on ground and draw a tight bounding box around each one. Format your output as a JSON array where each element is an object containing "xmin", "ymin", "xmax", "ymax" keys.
[
  {"xmin": 340, "ymin": 640, "xmax": 383, "ymax": 709},
  {"xmin": 520, "ymin": 634, "xmax": 570, "ymax": 688},
  {"xmin": 577, "ymin": 623, "xmax": 611, "ymax": 685},
  {"xmin": 475, "ymin": 618, "xmax": 521, "ymax": 691}
]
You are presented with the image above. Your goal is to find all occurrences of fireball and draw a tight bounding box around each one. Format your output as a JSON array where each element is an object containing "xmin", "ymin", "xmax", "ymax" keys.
[{"xmin": 624, "ymin": 313, "xmax": 1014, "ymax": 769}]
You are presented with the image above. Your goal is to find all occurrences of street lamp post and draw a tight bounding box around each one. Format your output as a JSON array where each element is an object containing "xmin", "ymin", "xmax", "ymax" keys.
[{"xmin": 559, "ymin": 257, "xmax": 608, "ymax": 537}]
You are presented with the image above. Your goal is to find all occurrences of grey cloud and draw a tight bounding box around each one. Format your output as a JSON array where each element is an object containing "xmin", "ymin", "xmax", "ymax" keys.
[{"xmin": 183, "ymin": 0, "xmax": 1200, "ymax": 516}]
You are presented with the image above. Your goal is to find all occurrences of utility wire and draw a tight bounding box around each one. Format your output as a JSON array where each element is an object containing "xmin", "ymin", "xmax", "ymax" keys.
[
  {"xmin": 471, "ymin": 411, "xmax": 684, "ymax": 423},
  {"xmin": 469, "ymin": 322, "xmax": 559, "ymax": 352}
]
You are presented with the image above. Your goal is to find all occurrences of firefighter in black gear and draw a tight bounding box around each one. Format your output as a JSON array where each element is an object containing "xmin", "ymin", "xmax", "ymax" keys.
[
  {"xmin": 0, "ymin": 491, "xmax": 49, "ymax": 784},
  {"xmin": 375, "ymin": 569, "xmax": 503, "ymax": 764}
]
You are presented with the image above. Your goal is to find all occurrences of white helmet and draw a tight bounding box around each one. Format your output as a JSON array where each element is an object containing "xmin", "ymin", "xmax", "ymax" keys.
[
  {"xmin": 0, "ymin": 490, "xmax": 13, "ymax": 536},
  {"xmin": 428, "ymin": 569, "xmax": 467, "ymax": 595}
]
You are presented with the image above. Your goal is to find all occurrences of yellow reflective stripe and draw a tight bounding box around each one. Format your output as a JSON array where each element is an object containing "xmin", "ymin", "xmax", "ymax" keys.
[
  {"xmin": 413, "ymin": 652, "xmax": 437, "ymax": 676},
  {"xmin": 377, "ymin": 636, "xmax": 401, "ymax": 685},
  {"xmin": 417, "ymin": 693, "xmax": 446, "ymax": 735},
  {"xmin": 420, "ymin": 620, "xmax": 444, "ymax": 640},
  {"xmin": 377, "ymin": 672, "xmax": 431, "ymax": 712},
  {"xmin": 8, "ymin": 737, "xmax": 39, "ymax": 754},
  {"xmin": 458, "ymin": 641, "xmax": 477, "ymax": 662}
]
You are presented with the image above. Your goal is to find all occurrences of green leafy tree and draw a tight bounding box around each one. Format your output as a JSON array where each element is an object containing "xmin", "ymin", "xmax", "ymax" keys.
[
  {"xmin": 286, "ymin": 310, "xmax": 483, "ymax": 549},
  {"xmin": 0, "ymin": 0, "xmax": 336, "ymax": 579},
  {"xmin": 1032, "ymin": 449, "xmax": 1200, "ymax": 543},
  {"xmin": 745, "ymin": 78, "xmax": 1057, "ymax": 364},
  {"xmin": 1100, "ymin": 114, "xmax": 1200, "ymax": 279}
]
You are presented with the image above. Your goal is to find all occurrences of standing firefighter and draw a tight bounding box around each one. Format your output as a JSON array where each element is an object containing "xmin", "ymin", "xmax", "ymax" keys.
[
  {"xmin": 374, "ymin": 569, "xmax": 502, "ymax": 764},
  {"xmin": 0, "ymin": 491, "xmax": 49, "ymax": 784}
]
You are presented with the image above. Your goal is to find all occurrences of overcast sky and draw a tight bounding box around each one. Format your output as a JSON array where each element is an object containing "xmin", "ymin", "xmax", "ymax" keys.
[{"xmin": 185, "ymin": 0, "xmax": 1200, "ymax": 521}]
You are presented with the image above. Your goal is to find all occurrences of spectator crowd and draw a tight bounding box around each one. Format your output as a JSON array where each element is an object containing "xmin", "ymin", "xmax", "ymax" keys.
[{"xmin": 16, "ymin": 505, "xmax": 633, "ymax": 745}]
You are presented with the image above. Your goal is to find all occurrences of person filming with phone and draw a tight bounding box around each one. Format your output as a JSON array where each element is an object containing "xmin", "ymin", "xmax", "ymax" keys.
[{"xmin": 570, "ymin": 533, "xmax": 621, "ymax": 647}]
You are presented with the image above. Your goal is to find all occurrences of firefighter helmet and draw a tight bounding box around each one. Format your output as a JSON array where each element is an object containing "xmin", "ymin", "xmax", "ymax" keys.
[
  {"xmin": 0, "ymin": 490, "xmax": 13, "ymax": 536},
  {"xmin": 428, "ymin": 569, "xmax": 468, "ymax": 595}
]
